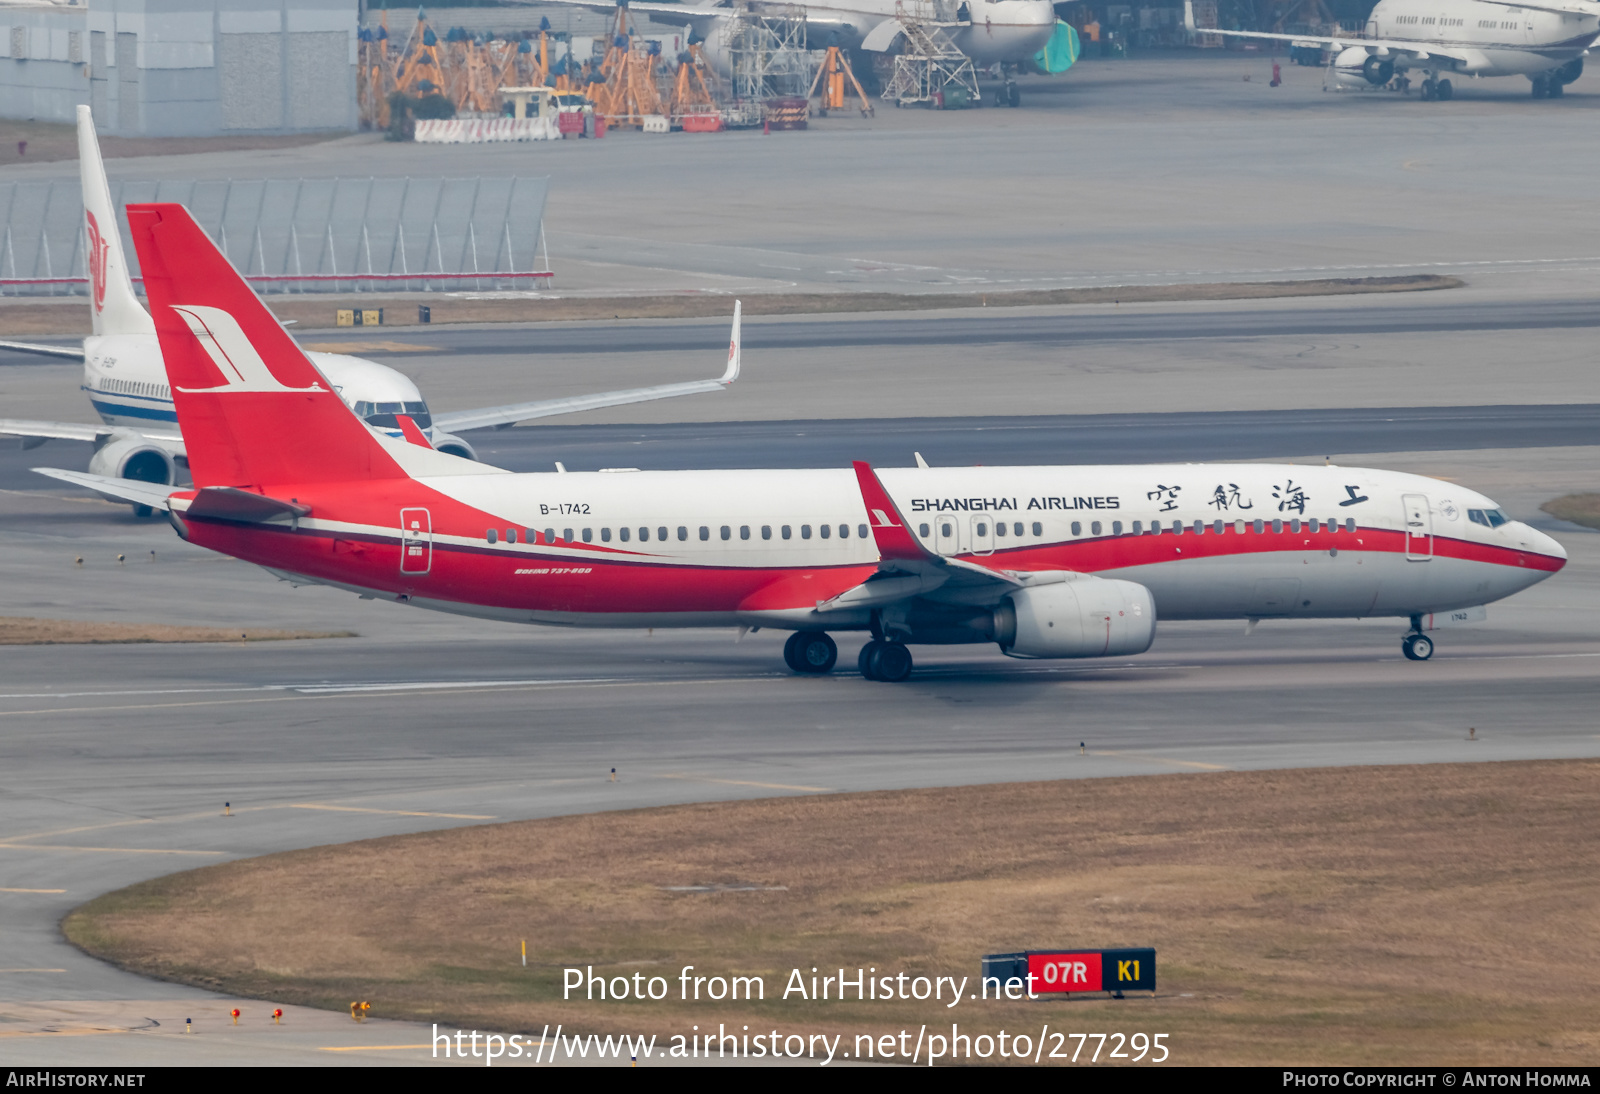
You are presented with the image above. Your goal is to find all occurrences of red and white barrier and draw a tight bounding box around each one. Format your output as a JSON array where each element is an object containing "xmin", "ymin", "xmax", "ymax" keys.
[{"xmin": 414, "ymin": 117, "xmax": 560, "ymax": 143}]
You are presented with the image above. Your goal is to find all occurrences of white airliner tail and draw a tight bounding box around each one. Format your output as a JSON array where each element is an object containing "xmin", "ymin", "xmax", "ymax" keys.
[{"xmin": 77, "ymin": 105, "xmax": 155, "ymax": 339}]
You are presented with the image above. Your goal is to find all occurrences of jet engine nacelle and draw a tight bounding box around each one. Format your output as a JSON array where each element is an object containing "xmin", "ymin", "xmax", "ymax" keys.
[
  {"xmin": 430, "ymin": 431, "xmax": 478, "ymax": 461},
  {"xmin": 88, "ymin": 435, "xmax": 176, "ymax": 486},
  {"xmin": 993, "ymin": 576, "xmax": 1156, "ymax": 659},
  {"xmin": 1334, "ymin": 46, "xmax": 1393, "ymax": 88}
]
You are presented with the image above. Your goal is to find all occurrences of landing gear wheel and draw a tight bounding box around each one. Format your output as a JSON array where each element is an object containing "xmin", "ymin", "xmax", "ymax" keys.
[
  {"xmin": 787, "ymin": 631, "xmax": 837, "ymax": 674},
  {"xmin": 1436, "ymin": 78, "xmax": 1453, "ymax": 100},
  {"xmin": 1420, "ymin": 78, "xmax": 1436, "ymax": 101},
  {"xmin": 1549, "ymin": 78, "xmax": 1564, "ymax": 97},
  {"xmin": 874, "ymin": 642, "xmax": 913, "ymax": 682},
  {"xmin": 858, "ymin": 639, "xmax": 885, "ymax": 680},
  {"xmin": 1531, "ymin": 75, "xmax": 1549, "ymax": 98},
  {"xmin": 1402, "ymin": 633, "xmax": 1434, "ymax": 661}
]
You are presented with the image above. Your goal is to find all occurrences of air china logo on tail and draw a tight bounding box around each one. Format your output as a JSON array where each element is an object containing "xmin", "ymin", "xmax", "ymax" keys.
[
  {"xmin": 170, "ymin": 305, "xmax": 325, "ymax": 394},
  {"xmin": 85, "ymin": 210, "xmax": 108, "ymax": 312}
]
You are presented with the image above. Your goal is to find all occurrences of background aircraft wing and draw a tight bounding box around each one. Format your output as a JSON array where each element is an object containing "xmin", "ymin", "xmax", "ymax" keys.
[
  {"xmin": 0, "ymin": 340, "xmax": 87, "ymax": 360},
  {"xmin": 528, "ymin": 0, "xmax": 729, "ymax": 29},
  {"xmin": 0, "ymin": 418, "xmax": 183, "ymax": 445},
  {"xmin": 31, "ymin": 466, "xmax": 182, "ymax": 509},
  {"xmin": 432, "ymin": 301, "xmax": 742, "ymax": 433}
]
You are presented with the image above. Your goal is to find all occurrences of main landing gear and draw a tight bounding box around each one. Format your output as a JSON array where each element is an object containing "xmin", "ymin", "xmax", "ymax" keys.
[
  {"xmin": 783, "ymin": 631, "xmax": 837, "ymax": 674},
  {"xmin": 1402, "ymin": 617, "xmax": 1435, "ymax": 661},
  {"xmin": 858, "ymin": 639, "xmax": 914, "ymax": 682},
  {"xmin": 1419, "ymin": 76, "xmax": 1452, "ymax": 101}
]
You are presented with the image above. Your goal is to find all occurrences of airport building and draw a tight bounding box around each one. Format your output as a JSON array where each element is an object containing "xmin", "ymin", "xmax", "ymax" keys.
[{"xmin": 0, "ymin": 0, "xmax": 357, "ymax": 136}]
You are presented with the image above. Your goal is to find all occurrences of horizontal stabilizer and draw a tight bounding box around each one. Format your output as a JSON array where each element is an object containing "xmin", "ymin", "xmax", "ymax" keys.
[
  {"xmin": 180, "ymin": 487, "xmax": 310, "ymax": 524},
  {"xmin": 32, "ymin": 466, "xmax": 180, "ymax": 509}
]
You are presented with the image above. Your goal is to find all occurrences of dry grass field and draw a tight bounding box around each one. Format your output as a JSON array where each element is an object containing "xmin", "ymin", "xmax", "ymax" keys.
[
  {"xmin": 1543, "ymin": 494, "xmax": 1600, "ymax": 532},
  {"xmin": 64, "ymin": 760, "xmax": 1600, "ymax": 1065},
  {"xmin": 0, "ymin": 616, "xmax": 353, "ymax": 644},
  {"xmin": 0, "ymin": 275, "xmax": 1460, "ymax": 337}
]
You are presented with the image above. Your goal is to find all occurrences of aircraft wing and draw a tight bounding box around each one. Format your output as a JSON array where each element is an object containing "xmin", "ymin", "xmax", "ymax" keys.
[
  {"xmin": 1182, "ymin": 0, "xmax": 1477, "ymax": 66},
  {"xmin": 0, "ymin": 340, "xmax": 87, "ymax": 360},
  {"xmin": 31, "ymin": 466, "xmax": 182, "ymax": 509},
  {"xmin": 522, "ymin": 0, "xmax": 730, "ymax": 30},
  {"xmin": 432, "ymin": 301, "xmax": 742, "ymax": 433},
  {"xmin": 0, "ymin": 418, "xmax": 184, "ymax": 448}
]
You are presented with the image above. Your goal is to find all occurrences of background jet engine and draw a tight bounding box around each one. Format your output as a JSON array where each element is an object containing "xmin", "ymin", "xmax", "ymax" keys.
[
  {"xmin": 1334, "ymin": 47, "xmax": 1394, "ymax": 88},
  {"xmin": 429, "ymin": 431, "xmax": 478, "ymax": 461},
  {"xmin": 992, "ymin": 576, "xmax": 1156, "ymax": 659}
]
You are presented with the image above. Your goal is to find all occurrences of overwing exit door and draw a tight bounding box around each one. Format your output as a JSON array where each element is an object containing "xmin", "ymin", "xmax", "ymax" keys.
[
  {"xmin": 400, "ymin": 507, "xmax": 432, "ymax": 574},
  {"xmin": 935, "ymin": 515, "xmax": 960, "ymax": 556},
  {"xmin": 1402, "ymin": 494, "xmax": 1432, "ymax": 561}
]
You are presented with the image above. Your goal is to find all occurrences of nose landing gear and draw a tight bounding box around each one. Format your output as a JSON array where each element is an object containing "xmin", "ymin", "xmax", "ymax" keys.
[{"xmin": 1402, "ymin": 613, "xmax": 1436, "ymax": 660}]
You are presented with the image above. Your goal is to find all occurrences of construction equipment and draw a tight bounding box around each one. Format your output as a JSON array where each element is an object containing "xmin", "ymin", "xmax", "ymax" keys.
[
  {"xmin": 807, "ymin": 45, "xmax": 874, "ymax": 116},
  {"xmin": 670, "ymin": 43, "xmax": 723, "ymax": 130},
  {"xmin": 880, "ymin": 0, "xmax": 980, "ymax": 107},
  {"xmin": 589, "ymin": 7, "xmax": 669, "ymax": 129}
]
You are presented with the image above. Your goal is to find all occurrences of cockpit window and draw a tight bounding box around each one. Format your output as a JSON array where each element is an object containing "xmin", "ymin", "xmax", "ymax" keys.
[
  {"xmin": 353, "ymin": 400, "xmax": 432, "ymax": 430},
  {"xmin": 1467, "ymin": 508, "xmax": 1509, "ymax": 528}
]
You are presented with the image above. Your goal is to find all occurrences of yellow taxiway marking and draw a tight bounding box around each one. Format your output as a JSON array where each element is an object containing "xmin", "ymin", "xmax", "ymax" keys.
[
  {"xmin": 654, "ymin": 773, "xmax": 832, "ymax": 793},
  {"xmin": 321, "ymin": 1044, "xmax": 431, "ymax": 1052},
  {"xmin": 0, "ymin": 843, "xmax": 223, "ymax": 856},
  {"xmin": 0, "ymin": 887, "xmax": 66, "ymax": 893},
  {"xmin": 301, "ymin": 341, "xmax": 433, "ymax": 353},
  {"xmin": 1089, "ymin": 750, "xmax": 1229, "ymax": 772},
  {"xmin": 289, "ymin": 804, "xmax": 495, "ymax": 820}
]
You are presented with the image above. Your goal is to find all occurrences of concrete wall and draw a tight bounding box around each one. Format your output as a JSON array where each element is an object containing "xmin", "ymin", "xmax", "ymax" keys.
[{"xmin": 0, "ymin": 0, "xmax": 358, "ymax": 136}]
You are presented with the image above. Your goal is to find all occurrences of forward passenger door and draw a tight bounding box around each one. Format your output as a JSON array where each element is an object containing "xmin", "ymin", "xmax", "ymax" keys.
[{"xmin": 1402, "ymin": 494, "xmax": 1432, "ymax": 561}]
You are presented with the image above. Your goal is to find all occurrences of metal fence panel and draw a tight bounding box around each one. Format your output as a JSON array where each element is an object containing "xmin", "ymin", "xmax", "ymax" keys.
[{"xmin": 0, "ymin": 176, "xmax": 551, "ymax": 294}]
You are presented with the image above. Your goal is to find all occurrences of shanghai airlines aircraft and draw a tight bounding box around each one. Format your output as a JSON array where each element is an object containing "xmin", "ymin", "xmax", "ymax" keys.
[
  {"xmin": 1185, "ymin": 0, "xmax": 1598, "ymax": 99},
  {"xmin": 38, "ymin": 202, "xmax": 1567, "ymax": 679},
  {"xmin": 0, "ymin": 107, "xmax": 737, "ymax": 513}
]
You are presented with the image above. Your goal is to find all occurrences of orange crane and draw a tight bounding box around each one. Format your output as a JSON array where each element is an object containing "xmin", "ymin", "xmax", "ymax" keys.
[{"xmin": 589, "ymin": 7, "xmax": 667, "ymax": 128}]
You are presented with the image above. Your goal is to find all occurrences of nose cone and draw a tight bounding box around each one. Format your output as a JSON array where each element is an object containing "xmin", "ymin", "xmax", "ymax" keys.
[{"xmin": 1512, "ymin": 522, "xmax": 1567, "ymax": 576}]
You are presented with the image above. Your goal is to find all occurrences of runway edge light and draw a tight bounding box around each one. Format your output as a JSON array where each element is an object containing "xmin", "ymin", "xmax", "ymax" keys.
[{"xmin": 982, "ymin": 948, "xmax": 1156, "ymax": 998}]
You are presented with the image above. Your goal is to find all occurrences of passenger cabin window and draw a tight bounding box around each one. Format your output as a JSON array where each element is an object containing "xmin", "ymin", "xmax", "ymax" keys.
[
  {"xmin": 1193, "ymin": 520, "xmax": 1204, "ymax": 534},
  {"xmin": 839, "ymin": 524, "xmax": 849, "ymax": 539},
  {"xmin": 564, "ymin": 527, "xmax": 574, "ymax": 542},
  {"xmin": 1308, "ymin": 519, "xmax": 1319, "ymax": 533},
  {"xmin": 1254, "ymin": 519, "xmax": 1264, "ymax": 534},
  {"xmin": 762, "ymin": 525, "xmax": 772, "ymax": 540},
  {"xmin": 1345, "ymin": 518, "xmax": 1356, "ymax": 532},
  {"xmin": 859, "ymin": 524, "xmax": 869, "ymax": 538},
  {"xmin": 1032, "ymin": 522, "xmax": 1043, "ymax": 536},
  {"xmin": 820, "ymin": 524, "xmax": 830, "ymax": 539},
  {"xmin": 506, "ymin": 529, "xmax": 517, "ymax": 544},
  {"xmin": 975, "ymin": 522, "xmax": 988, "ymax": 537},
  {"xmin": 1272, "ymin": 519, "xmax": 1283, "ymax": 534},
  {"xmin": 801, "ymin": 525, "xmax": 812, "ymax": 539},
  {"xmin": 919, "ymin": 523, "xmax": 931, "ymax": 537},
  {"xmin": 657, "ymin": 527, "xmax": 667, "ymax": 541},
  {"xmin": 601, "ymin": 528, "xmax": 612, "ymax": 542},
  {"xmin": 996, "ymin": 522, "xmax": 1007, "ymax": 537},
  {"xmin": 1212, "ymin": 519, "xmax": 1224, "ymax": 534},
  {"xmin": 634, "ymin": 527, "xmax": 645, "ymax": 542},
  {"xmin": 486, "ymin": 529, "xmax": 498, "ymax": 544},
  {"xmin": 699, "ymin": 526, "xmax": 710, "ymax": 541},
  {"xmin": 783, "ymin": 525, "xmax": 792, "ymax": 540},
  {"xmin": 720, "ymin": 525, "xmax": 731, "ymax": 540},
  {"xmin": 1091, "ymin": 521, "xmax": 1102, "ymax": 536},
  {"xmin": 740, "ymin": 525, "xmax": 751, "ymax": 540},
  {"xmin": 545, "ymin": 528, "xmax": 555, "ymax": 542},
  {"xmin": 583, "ymin": 528, "xmax": 594, "ymax": 542},
  {"xmin": 678, "ymin": 526, "xmax": 688, "ymax": 541},
  {"xmin": 1071, "ymin": 521, "xmax": 1082, "ymax": 536}
]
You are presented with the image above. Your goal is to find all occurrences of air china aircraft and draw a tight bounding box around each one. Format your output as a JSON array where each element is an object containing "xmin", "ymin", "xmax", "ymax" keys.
[
  {"xmin": 1185, "ymin": 0, "xmax": 1598, "ymax": 99},
  {"xmin": 0, "ymin": 107, "xmax": 738, "ymax": 514},
  {"xmin": 544, "ymin": 0, "xmax": 1058, "ymax": 72},
  {"xmin": 39, "ymin": 202, "xmax": 1567, "ymax": 679}
]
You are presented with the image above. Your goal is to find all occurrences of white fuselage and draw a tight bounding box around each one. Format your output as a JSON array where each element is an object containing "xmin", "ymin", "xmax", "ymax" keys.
[{"xmin": 1362, "ymin": 0, "xmax": 1596, "ymax": 77}]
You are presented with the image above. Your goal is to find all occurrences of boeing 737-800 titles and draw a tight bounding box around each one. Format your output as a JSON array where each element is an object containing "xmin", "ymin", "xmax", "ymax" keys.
[
  {"xmin": 0, "ymin": 107, "xmax": 738, "ymax": 512},
  {"xmin": 37, "ymin": 201, "xmax": 1566, "ymax": 679},
  {"xmin": 1186, "ymin": 0, "xmax": 1598, "ymax": 99}
]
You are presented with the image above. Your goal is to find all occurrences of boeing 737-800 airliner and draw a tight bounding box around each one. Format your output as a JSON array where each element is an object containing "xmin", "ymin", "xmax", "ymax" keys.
[{"xmin": 38, "ymin": 203, "xmax": 1567, "ymax": 679}]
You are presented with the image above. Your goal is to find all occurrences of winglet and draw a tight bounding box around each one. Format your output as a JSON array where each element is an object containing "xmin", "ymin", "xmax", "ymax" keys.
[
  {"xmin": 852, "ymin": 460, "xmax": 930, "ymax": 562},
  {"xmin": 720, "ymin": 299, "xmax": 741, "ymax": 385}
]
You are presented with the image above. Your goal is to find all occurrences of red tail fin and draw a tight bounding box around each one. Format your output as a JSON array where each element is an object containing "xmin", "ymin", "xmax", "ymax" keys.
[
  {"xmin": 853, "ymin": 460, "xmax": 931, "ymax": 561},
  {"xmin": 125, "ymin": 202, "xmax": 402, "ymax": 488}
]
